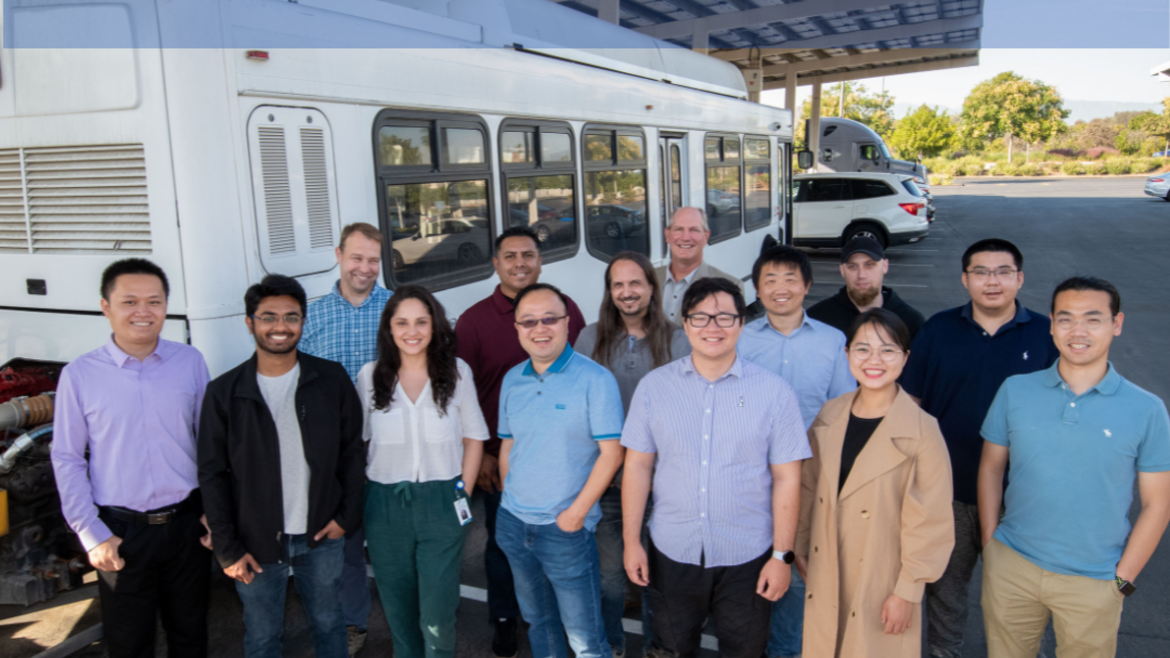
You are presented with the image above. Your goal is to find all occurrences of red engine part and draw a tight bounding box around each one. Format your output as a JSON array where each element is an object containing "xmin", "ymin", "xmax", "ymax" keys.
[{"xmin": 0, "ymin": 368, "xmax": 58, "ymax": 405}]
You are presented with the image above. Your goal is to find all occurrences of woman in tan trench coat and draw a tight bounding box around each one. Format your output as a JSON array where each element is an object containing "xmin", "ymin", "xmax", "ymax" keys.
[{"xmin": 795, "ymin": 309, "xmax": 954, "ymax": 658}]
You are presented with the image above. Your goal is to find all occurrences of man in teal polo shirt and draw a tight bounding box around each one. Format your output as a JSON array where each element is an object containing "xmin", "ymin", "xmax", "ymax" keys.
[
  {"xmin": 978, "ymin": 276, "xmax": 1170, "ymax": 658},
  {"xmin": 496, "ymin": 283, "xmax": 625, "ymax": 658}
]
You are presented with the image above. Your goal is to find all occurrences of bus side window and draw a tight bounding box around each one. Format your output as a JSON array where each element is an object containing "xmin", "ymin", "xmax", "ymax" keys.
[
  {"xmin": 500, "ymin": 120, "xmax": 579, "ymax": 263},
  {"xmin": 582, "ymin": 126, "xmax": 649, "ymax": 261}
]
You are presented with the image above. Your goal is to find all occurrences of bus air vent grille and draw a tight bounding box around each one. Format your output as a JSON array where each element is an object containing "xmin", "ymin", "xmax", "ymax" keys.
[{"xmin": 0, "ymin": 144, "xmax": 152, "ymax": 254}]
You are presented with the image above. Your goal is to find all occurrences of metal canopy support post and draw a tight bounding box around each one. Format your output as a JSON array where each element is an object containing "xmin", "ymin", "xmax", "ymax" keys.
[
  {"xmin": 692, "ymin": 23, "xmax": 709, "ymax": 54},
  {"xmin": 809, "ymin": 80, "xmax": 822, "ymax": 170},
  {"xmin": 784, "ymin": 73, "xmax": 796, "ymax": 113},
  {"xmin": 598, "ymin": 0, "xmax": 620, "ymax": 25}
]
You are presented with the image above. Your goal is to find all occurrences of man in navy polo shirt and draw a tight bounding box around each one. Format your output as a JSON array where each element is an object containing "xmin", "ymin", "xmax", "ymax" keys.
[
  {"xmin": 900, "ymin": 239, "xmax": 1058, "ymax": 658},
  {"xmin": 978, "ymin": 276, "xmax": 1170, "ymax": 657},
  {"xmin": 496, "ymin": 283, "xmax": 625, "ymax": 658}
]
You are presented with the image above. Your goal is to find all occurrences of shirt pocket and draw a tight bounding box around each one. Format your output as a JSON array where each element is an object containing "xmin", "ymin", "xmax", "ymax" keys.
[
  {"xmin": 426, "ymin": 407, "xmax": 461, "ymax": 444},
  {"xmin": 369, "ymin": 408, "xmax": 407, "ymax": 445}
]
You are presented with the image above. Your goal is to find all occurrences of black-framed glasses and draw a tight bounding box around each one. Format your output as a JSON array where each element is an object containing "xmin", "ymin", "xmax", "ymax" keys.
[
  {"xmin": 515, "ymin": 315, "xmax": 567, "ymax": 330},
  {"xmin": 249, "ymin": 314, "xmax": 304, "ymax": 325},
  {"xmin": 965, "ymin": 267, "xmax": 1018, "ymax": 281},
  {"xmin": 686, "ymin": 312, "xmax": 740, "ymax": 328}
]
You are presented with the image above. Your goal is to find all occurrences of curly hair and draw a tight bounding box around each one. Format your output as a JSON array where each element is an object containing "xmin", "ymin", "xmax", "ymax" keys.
[{"xmin": 371, "ymin": 285, "xmax": 459, "ymax": 414}]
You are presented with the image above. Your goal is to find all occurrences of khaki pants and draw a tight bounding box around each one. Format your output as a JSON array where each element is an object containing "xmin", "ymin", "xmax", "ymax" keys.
[{"xmin": 982, "ymin": 538, "xmax": 1124, "ymax": 658}]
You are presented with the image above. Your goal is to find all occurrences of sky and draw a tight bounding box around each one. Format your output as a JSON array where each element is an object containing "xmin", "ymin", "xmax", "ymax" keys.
[{"xmin": 760, "ymin": 49, "xmax": 1170, "ymax": 118}]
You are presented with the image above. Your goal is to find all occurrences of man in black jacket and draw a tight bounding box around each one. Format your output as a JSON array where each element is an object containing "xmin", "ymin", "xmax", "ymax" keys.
[
  {"xmin": 807, "ymin": 237, "xmax": 926, "ymax": 339},
  {"xmin": 198, "ymin": 274, "xmax": 365, "ymax": 658}
]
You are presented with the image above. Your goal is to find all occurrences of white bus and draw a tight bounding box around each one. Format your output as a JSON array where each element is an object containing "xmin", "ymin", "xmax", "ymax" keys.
[{"xmin": 0, "ymin": 0, "xmax": 794, "ymax": 378}]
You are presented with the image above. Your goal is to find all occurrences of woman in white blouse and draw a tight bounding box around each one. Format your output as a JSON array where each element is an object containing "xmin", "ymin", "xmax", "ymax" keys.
[{"xmin": 357, "ymin": 285, "xmax": 489, "ymax": 658}]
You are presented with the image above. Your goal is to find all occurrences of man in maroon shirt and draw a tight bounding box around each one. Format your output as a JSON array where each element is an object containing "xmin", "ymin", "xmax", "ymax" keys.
[{"xmin": 456, "ymin": 226, "xmax": 586, "ymax": 657}]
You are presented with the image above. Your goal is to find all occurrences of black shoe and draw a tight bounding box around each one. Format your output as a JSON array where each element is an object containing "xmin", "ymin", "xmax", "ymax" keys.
[{"xmin": 492, "ymin": 617, "xmax": 519, "ymax": 658}]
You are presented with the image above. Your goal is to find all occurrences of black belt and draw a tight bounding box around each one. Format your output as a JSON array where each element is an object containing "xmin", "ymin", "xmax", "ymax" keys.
[{"xmin": 101, "ymin": 493, "xmax": 196, "ymax": 526}]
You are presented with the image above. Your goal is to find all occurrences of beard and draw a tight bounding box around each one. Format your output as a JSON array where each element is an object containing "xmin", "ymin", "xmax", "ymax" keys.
[
  {"xmin": 848, "ymin": 284, "xmax": 880, "ymax": 307},
  {"xmin": 255, "ymin": 334, "xmax": 300, "ymax": 355},
  {"xmin": 617, "ymin": 296, "xmax": 648, "ymax": 317}
]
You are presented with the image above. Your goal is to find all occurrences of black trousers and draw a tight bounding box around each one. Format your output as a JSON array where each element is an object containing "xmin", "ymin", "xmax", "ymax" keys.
[
  {"xmin": 96, "ymin": 495, "xmax": 211, "ymax": 658},
  {"xmin": 481, "ymin": 488, "xmax": 520, "ymax": 620},
  {"xmin": 645, "ymin": 541, "xmax": 772, "ymax": 658}
]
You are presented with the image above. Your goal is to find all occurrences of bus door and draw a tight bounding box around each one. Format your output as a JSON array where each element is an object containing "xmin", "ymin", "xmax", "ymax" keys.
[{"xmin": 658, "ymin": 134, "xmax": 687, "ymax": 256}]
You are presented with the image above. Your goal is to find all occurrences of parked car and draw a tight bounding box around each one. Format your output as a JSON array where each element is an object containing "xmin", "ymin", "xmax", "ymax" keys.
[
  {"xmin": 390, "ymin": 218, "xmax": 490, "ymax": 272},
  {"xmin": 587, "ymin": 204, "xmax": 645, "ymax": 239},
  {"xmin": 1145, "ymin": 174, "xmax": 1170, "ymax": 201},
  {"xmin": 790, "ymin": 172, "xmax": 929, "ymax": 248},
  {"xmin": 509, "ymin": 202, "xmax": 575, "ymax": 243},
  {"xmin": 706, "ymin": 188, "xmax": 740, "ymax": 218}
]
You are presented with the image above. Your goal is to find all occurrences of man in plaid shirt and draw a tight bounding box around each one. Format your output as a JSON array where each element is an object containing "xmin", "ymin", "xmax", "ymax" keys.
[{"xmin": 299, "ymin": 222, "xmax": 391, "ymax": 655}]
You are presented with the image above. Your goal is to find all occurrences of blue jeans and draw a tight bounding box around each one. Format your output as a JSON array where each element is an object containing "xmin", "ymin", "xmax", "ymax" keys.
[
  {"xmin": 496, "ymin": 507, "xmax": 612, "ymax": 658},
  {"xmin": 235, "ymin": 534, "xmax": 347, "ymax": 658},
  {"xmin": 595, "ymin": 487, "xmax": 627, "ymax": 653},
  {"xmin": 766, "ymin": 568, "xmax": 805, "ymax": 658},
  {"xmin": 340, "ymin": 525, "xmax": 371, "ymax": 631}
]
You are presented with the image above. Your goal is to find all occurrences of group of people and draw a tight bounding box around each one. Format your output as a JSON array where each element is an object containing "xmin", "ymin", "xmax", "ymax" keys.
[{"xmin": 50, "ymin": 205, "xmax": 1170, "ymax": 658}]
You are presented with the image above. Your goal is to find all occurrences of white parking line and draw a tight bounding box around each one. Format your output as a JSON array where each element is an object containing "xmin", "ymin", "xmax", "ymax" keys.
[{"xmin": 459, "ymin": 585, "xmax": 719, "ymax": 650}]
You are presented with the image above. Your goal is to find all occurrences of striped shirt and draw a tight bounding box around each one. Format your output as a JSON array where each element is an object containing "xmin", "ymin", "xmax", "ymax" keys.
[
  {"xmin": 299, "ymin": 282, "xmax": 392, "ymax": 383},
  {"xmin": 622, "ymin": 355, "xmax": 810, "ymax": 567}
]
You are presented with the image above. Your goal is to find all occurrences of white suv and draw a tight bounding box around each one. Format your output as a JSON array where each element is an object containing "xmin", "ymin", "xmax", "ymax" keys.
[{"xmin": 790, "ymin": 172, "xmax": 930, "ymax": 248}]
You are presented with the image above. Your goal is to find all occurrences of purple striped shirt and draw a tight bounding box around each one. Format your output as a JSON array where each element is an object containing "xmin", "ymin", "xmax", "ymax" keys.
[
  {"xmin": 621, "ymin": 355, "xmax": 810, "ymax": 567},
  {"xmin": 51, "ymin": 338, "xmax": 209, "ymax": 551}
]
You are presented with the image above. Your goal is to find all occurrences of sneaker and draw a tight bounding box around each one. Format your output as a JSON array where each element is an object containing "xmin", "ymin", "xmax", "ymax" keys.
[
  {"xmin": 492, "ymin": 617, "xmax": 519, "ymax": 658},
  {"xmin": 611, "ymin": 647, "xmax": 625, "ymax": 658},
  {"xmin": 347, "ymin": 626, "xmax": 367, "ymax": 657}
]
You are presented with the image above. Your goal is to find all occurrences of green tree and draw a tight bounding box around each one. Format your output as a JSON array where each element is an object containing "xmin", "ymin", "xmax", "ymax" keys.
[
  {"xmin": 795, "ymin": 82, "xmax": 896, "ymax": 146},
  {"xmin": 958, "ymin": 72, "xmax": 1069, "ymax": 163},
  {"xmin": 887, "ymin": 105, "xmax": 955, "ymax": 159},
  {"xmin": 1129, "ymin": 99, "xmax": 1170, "ymax": 155}
]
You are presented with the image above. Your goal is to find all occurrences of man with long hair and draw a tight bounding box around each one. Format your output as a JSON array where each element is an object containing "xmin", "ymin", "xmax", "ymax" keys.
[{"xmin": 574, "ymin": 251, "xmax": 690, "ymax": 656}]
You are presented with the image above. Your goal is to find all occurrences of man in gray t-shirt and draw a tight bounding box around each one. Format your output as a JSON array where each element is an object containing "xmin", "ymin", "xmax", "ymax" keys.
[{"xmin": 572, "ymin": 252, "xmax": 691, "ymax": 656}]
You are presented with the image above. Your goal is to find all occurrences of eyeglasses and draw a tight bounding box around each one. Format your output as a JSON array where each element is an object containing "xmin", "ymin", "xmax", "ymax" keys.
[
  {"xmin": 1053, "ymin": 316, "xmax": 1108, "ymax": 330},
  {"xmin": 848, "ymin": 345, "xmax": 905, "ymax": 362},
  {"xmin": 965, "ymin": 267, "xmax": 1018, "ymax": 281},
  {"xmin": 685, "ymin": 313, "xmax": 741, "ymax": 328},
  {"xmin": 249, "ymin": 314, "xmax": 304, "ymax": 325},
  {"xmin": 515, "ymin": 315, "xmax": 567, "ymax": 330}
]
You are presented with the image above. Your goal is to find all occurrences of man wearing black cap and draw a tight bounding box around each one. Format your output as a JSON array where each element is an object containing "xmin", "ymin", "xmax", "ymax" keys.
[{"xmin": 807, "ymin": 236, "xmax": 926, "ymax": 339}]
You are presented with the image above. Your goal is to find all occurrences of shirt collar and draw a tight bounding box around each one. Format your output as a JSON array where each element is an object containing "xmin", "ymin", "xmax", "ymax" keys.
[
  {"xmin": 755, "ymin": 310, "xmax": 813, "ymax": 337},
  {"xmin": 104, "ymin": 335, "xmax": 167, "ymax": 368},
  {"xmin": 960, "ymin": 300, "xmax": 1031, "ymax": 330},
  {"xmin": 666, "ymin": 264, "xmax": 699, "ymax": 286},
  {"xmin": 680, "ymin": 353, "xmax": 744, "ymax": 381},
  {"xmin": 490, "ymin": 284, "xmax": 516, "ymax": 315},
  {"xmin": 522, "ymin": 344, "xmax": 575, "ymax": 377},
  {"xmin": 1044, "ymin": 359, "xmax": 1122, "ymax": 396},
  {"xmin": 331, "ymin": 280, "xmax": 386, "ymax": 309}
]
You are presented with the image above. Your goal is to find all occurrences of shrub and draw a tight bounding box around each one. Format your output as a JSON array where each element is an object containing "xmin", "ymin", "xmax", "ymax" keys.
[
  {"xmin": 928, "ymin": 173, "xmax": 954, "ymax": 186},
  {"xmin": 1019, "ymin": 163, "xmax": 1041, "ymax": 176},
  {"xmin": 1086, "ymin": 162, "xmax": 1107, "ymax": 175},
  {"xmin": 1000, "ymin": 163, "xmax": 1020, "ymax": 176},
  {"xmin": 1104, "ymin": 159, "xmax": 1131, "ymax": 175},
  {"xmin": 1085, "ymin": 146, "xmax": 1121, "ymax": 160},
  {"xmin": 1131, "ymin": 158, "xmax": 1156, "ymax": 173},
  {"xmin": 1060, "ymin": 161, "xmax": 1085, "ymax": 175},
  {"xmin": 1048, "ymin": 148, "xmax": 1083, "ymax": 159},
  {"xmin": 990, "ymin": 166, "xmax": 1005, "ymax": 176}
]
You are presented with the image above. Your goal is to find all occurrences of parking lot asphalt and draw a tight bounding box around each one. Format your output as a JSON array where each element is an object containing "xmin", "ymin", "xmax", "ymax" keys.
[{"xmin": 3, "ymin": 176, "xmax": 1168, "ymax": 658}]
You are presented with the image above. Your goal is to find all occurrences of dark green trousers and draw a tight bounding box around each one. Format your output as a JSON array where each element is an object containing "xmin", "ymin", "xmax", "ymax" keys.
[{"xmin": 365, "ymin": 478, "xmax": 468, "ymax": 658}]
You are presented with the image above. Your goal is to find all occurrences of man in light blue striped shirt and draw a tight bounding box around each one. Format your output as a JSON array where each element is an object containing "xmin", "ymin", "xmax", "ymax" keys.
[
  {"xmin": 622, "ymin": 277, "xmax": 809, "ymax": 658},
  {"xmin": 738, "ymin": 246, "xmax": 855, "ymax": 658},
  {"xmin": 298, "ymin": 222, "xmax": 391, "ymax": 655}
]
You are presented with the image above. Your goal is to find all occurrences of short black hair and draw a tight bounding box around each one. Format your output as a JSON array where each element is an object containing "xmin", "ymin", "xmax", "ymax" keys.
[
  {"xmin": 962, "ymin": 238, "xmax": 1023, "ymax": 272},
  {"xmin": 244, "ymin": 274, "xmax": 307, "ymax": 317},
  {"xmin": 752, "ymin": 246, "xmax": 813, "ymax": 289},
  {"xmin": 513, "ymin": 282, "xmax": 569, "ymax": 316},
  {"xmin": 1051, "ymin": 276, "xmax": 1121, "ymax": 317},
  {"xmin": 846, "ymin": 308, "xmax": 912, "ymax": 352},
  {"xmin": 101, "ymin": 258, "xmax": 170, "ymax": 301},
  {"xmin": 680, "ymin": 277, "xmax": 746, "ymax": 323},
  {"xmin": 495, "ymin": 227, "xmax": 541, "ymax": 256}
]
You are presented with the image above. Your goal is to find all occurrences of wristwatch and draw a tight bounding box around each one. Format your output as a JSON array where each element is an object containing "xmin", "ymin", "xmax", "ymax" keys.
[
  {"xmin": 1115, "ymin": 575, "xmax": 1136, "ymax": 597},
  {"xmin": 773, "ymin": 549, "xmax": 796, "ymax": 564}
]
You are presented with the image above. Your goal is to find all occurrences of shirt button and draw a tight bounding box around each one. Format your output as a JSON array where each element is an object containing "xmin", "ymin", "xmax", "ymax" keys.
[
  {"xmin": 705, "ymin": 409, "xmax": 711, "ymax": 413},
  {"xmin": 783, "ymin": 360, "xmax": 788, "ymax": 364},
  {"xmin": 702, "ymin": 460, "xmax": 708, "ymax": 465},
  {"xmin": 700, "ymin": 513, "xmax": 706, "ymax": 517},
  {"xmin": 983, "ymin": 332, "xmax": 989, "ymax": 336},
  {"xmin": 1070, "ymin": 402, "xmax": 1076, "ymax": 407},
  {"xmin": 701, "ymin": 488, "xmax": 706, "ymax": 492},
  {"xmin": 703, "ymin": 435, "xmax": 709, "ymax": 440}
]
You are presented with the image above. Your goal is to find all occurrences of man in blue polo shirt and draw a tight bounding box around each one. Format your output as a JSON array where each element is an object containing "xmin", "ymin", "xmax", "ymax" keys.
[
  {"xmin": 900, "ymin": 238, "xmax": 1058, "ymax": 658},
  {"xmin": 496, "ymin": 283, "xmax": 625, "ymax": 658},
  {"xmin": 299, "ymin": 222, "xmax": 392, "ymax": 655},
  {"xmin": 737, "ymin": 246, "xmax": 853, "ymax": 658},
  {"xmin": 978, "ymin": 276, "xmax": 1170, "ymax": 658}
]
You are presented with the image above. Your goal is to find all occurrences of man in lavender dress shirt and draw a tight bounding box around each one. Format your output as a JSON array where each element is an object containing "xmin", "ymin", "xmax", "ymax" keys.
[
  {"xmin": 621, "ymin": 277, "xmax": 809, "ymax": 658},
  {"xmin": 52, "ymin": 258, "xmax": 211, "ymax": 658}
]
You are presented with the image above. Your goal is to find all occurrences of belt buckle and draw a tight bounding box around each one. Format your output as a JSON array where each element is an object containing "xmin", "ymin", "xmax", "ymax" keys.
[{"xmin": 147, "ymin": 512, "xmax": 170, "ymax": 525}]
